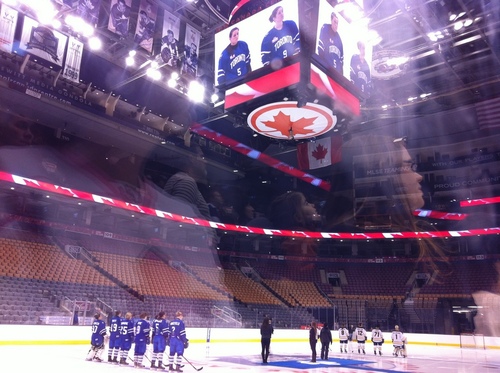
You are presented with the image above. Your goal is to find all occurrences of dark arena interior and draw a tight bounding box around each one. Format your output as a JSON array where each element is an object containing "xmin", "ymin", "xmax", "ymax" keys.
[{"xmin": 0, "ymin": 0, "xmax": 500, "ymax": 371}]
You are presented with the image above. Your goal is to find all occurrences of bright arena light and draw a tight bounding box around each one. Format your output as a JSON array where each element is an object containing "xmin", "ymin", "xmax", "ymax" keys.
[
  {"xmin": 454, "ymin": 21, "xmax": 464, "ymax": 31},
  {"xmin": 81, "ymin": 23, "xmax": 95, "ymax": 38},
  {"xmin": 147, "ymin": 67, "xmax": 162, "ymax": 81},
  {"xmin": 66, "ymin": 15, "xmax": 85, "ymax": 33},
  {"xmin": 187, "ymin": 80, "xmax": 205, "ymax": 103},
  {"xmin": 167, "ymin": 78, "xmax": 177, "ymax": 88},
  {"xmin": 34, "ymin": 2, "xmax": 57, "ymax": 25},
  {"xmin": 88, "ymin": 36, "xmax": 102, "ymax": 51},
  {"xmin": 52, "ymin": 19, "xmax": 62, "ymax": 30},
  {"xmin": 125, "ymin": 56, "xmax": 135, "ymax": 67}
]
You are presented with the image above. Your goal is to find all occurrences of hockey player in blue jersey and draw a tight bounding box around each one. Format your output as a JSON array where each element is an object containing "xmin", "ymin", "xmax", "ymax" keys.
[
  {"xmin": 118, "ymin": 311, "xmax": 134, "ymax": 365},
  {"xmin": 318, "ymin": 12, "xmax": 344, "ymax": 75},
  {"xmin": 217, "ymin": 27, "xmax": 252, "ymax": 86},
  {"xmin": 168, "ymin": 311, "xmax": 189, "ymax": 372},
  {"xmin": 86, "ymin": 313, "xmax": 108, "ymax": 362},
  {"xmin": 151, "ymin": 311, "xmax": 170, "ymax": 370},
  {"xmin": 350, "ymin": 41, "xmax": 371, "ymax": 96},
  {"xmin": 261, "ymin": 5, "xmax": 300, "ymax": 67},
  {"xmin": 107, "ymin": 310, "xmax": 122, "ymax": 363},
  {"xmin": 133, "ymin": 312, "xmax": 151, "ymax": 368}
]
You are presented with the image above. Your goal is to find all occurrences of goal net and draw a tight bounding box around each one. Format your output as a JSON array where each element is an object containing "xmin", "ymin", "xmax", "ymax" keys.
[{"xmin": 459, "ymin": 333, "xmax": 485, "ymax": 349}]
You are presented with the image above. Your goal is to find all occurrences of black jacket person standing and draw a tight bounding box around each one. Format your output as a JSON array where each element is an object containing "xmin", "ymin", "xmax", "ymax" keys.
[
  {"xmin": 260, "ymin": 317, "xmax": 274, "ymax": 364},
  {"xmin": 320, "ymin": 323, "xmax": 333, "ymax": 360}
]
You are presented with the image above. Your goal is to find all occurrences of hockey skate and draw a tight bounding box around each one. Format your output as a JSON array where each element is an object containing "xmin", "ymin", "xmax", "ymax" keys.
[{"xmin": 157, "ymin": 362, "xmax": 166, "ymax": 370}]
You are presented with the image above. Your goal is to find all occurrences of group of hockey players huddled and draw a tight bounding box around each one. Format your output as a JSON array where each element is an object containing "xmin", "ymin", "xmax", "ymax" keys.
[
  {"xmin": 333, "ymin": 323, "xmax": 407, "ymax": 357},
  {"xmin": 86, "ymin": 310, "xmax": 189, "ymax": 371}
]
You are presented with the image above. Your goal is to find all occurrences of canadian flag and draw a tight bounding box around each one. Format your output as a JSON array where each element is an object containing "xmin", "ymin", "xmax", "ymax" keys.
[{"xmin": 297, "ymin": 135, "xmax": 342, "ymax": 170}]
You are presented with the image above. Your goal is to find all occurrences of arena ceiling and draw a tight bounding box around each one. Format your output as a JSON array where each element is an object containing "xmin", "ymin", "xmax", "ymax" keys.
[
  {"xmin": 145, "ymin": 0, "xmax": 500, "ymax": 157},
  {"xmin": 362, "ymin": 0, "xmax": 500, "ymax": 115},
  {"xmin": 70, "ymin": 0, "xmax": 500, "ymax": 137}
]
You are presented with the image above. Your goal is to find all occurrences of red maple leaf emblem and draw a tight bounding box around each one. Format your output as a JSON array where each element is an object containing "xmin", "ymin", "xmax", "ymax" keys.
[
  {"xmin": 292, "ymin": 116, "xmax": 317, "ymax": 136},
  {"xmin": 312, "ymin": 143, "xmax": 328, "ymax": 161},
  {"xmin": 261, "ymin": 111, "xmax": 318, "ymax": 137}
]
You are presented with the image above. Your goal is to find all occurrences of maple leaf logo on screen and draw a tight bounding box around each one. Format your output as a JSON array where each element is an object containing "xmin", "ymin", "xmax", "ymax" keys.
[
  {"xmin": 312, "ymin": 143, "xmax": 328, "ymax": 161},
  {"xmin": 262, "ymin": 111, "xmax": 317, "ymax": 137}
]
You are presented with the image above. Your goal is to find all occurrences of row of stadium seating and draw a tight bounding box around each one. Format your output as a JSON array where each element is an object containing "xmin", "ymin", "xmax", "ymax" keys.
[{"xmin": 0, "ymin": 226, "xmax": 497, "ymax": 330}]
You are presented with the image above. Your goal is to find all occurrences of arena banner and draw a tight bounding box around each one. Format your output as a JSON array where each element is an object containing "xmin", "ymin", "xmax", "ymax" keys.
[
  {"xmin": 108, "ymin": 0, "xmax": 132, "ymax": 38},
  {"xmin": 134, "ymin": 0, "xmax": 158, "ymax": 53},
  {"xmin": 182, "ymin": 23, "xmax": 200, "ymax": 77},
  {"xmin": 0, "ymin": 4, "xmax": 18, "ymax": 53},
  {"xmin": 160, "ymin": 10, "xmax": 182, "ymax": 68},
  {"xmin": 62, "ymin": 36, "xmax": 84, "ymax": 83},
  {"xmin": 19, "ymin": 16, "xmax": 68, "ymax": 67},
  {"xmin": 76, "ymin": 0, "xmax": 102, "ymax": 28}
]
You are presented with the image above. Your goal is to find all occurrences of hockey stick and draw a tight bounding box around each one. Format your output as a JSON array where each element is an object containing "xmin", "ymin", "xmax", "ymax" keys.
[{"xmin": 182, "ymin": 355, "xmax": 203, "ymax": 371}]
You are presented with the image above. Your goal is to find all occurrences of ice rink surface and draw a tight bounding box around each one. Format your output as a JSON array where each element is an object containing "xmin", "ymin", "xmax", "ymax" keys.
[{"xmin": 2, "ymin": 341, "xmax": 500, "ymax": 373}]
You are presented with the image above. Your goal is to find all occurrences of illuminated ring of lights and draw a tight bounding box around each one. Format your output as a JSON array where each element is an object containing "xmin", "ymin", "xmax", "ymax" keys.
[{"xmin": 1, "ymin": 171, "xmax": 499, "ymax": 240}]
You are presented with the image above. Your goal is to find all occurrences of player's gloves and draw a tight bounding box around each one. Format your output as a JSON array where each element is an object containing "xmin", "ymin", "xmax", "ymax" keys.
[
  {"xmin": 183, "ymin": 339, "xmax": 189, "ymax": 349},
  {"xmin": 382, "ymin": 339, "xmax": 385, "ymax": 344},
  {"xmin": 165, "ymin": 336, "xmax": 170, "ymax": 346},
  {"xmin": 146, "ymin": 336, "xmax": 151, "ymax": 345}
]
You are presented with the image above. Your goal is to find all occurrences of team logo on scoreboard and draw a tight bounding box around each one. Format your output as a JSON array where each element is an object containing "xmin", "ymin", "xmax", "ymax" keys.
[{"xmin": 247, "ymin": 101, "xmax": 336, "ymax": 140}]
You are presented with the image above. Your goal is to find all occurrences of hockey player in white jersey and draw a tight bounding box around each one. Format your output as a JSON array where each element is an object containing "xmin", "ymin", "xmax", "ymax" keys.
[
  {"xmin": 391, "ymin": 325, "xmax": 407, "ymax": 357},
  {"xmin": 354, "ymin": 322, "xmax": 367, "ymax": 354},
  {"xmin": 371, "ymin": 325, "xmax": 384, "ymax": 355},
  {"xmin": 338, "ymin": 324, "xmax": 349, "ymax": 353}
]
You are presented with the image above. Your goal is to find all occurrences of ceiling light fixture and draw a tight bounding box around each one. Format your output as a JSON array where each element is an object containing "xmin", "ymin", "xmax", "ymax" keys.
[
  {"xmin": 147, "ymin": 67, "xmax": 162, "ymax": 80},
  {"xmin": 187, "ymin": 80, "xmax": 205, "ymax": 103},
  {"xmin": 88, "ymin": 36, "xmax": 102, "ymax": 51},
  {"xmin": 125, "ymin": 56, "xmax": 135, "ymax": 67},
  {"xmin": 463, "ymin": 19, "xmax": 473, "ymax": 27},
  {"xmin": 454, "ymin": 21, "xmax": 464, "ymax": 31}
]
